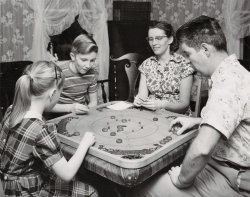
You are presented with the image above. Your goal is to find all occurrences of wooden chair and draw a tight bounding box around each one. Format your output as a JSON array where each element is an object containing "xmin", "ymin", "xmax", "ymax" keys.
[
  {"xmin": 190, "ymin": 72, "xmax": 208, "ymax": 117},
  {"xmin": 110, "ymin": 53, "xmax": 144, "ymax": 102}
]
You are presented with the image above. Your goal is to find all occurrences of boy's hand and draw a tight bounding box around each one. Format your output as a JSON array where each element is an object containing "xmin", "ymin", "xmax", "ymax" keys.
[
  {"xmin": 70, "ymin": 103, "xmax": 89, "ymax": 114},
  {"xmin": 82, "ymin": 132, "xmax": 95, "ymax": 147}
]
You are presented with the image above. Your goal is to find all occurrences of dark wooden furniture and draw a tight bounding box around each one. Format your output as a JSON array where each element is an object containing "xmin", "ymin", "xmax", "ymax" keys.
[
  {"xmin": 108, "ymin": 21, "xmax": 153, "ymax": 102},
  {"xmin": 0, "ymin": 61, "xmax": 33, "ymax": 117}
]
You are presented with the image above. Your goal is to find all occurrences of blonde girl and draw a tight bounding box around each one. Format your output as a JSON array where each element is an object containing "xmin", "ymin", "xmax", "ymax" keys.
[{"xmin": 0, "ymin": 61, "xmax": 98, "ymax": 196}]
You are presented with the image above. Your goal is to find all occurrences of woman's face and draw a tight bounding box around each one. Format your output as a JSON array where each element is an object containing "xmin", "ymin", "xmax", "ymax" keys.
[{"xmin": 148, "ymin": 28, "xmax": 173, "ymax": 57}]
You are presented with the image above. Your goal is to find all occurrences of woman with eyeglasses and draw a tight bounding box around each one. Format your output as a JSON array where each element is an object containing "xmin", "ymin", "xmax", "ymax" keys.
[
  {"xmin": 51, "ymin": 33, "xmax": 99, "ymax": 115},
  {"xmin": 134, "ymin": 21, "xmax": 194, "ymax": 114},
  {"xmin": 0, "ymin": 61, "xmax": 98, "ymax": 196}
]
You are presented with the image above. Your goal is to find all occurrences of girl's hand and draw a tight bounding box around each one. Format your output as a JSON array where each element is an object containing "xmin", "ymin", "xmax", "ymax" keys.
[
  {"xmin": 169, "ymin": 117, "xmax": 201, "ymax": 135},
  {"xmin": 70, "ymin": 103, "xmax": 89, "ymax": 114},
  {"xmin": 82, "ymin": 132, "xmax": 95, "ymax": 147}
]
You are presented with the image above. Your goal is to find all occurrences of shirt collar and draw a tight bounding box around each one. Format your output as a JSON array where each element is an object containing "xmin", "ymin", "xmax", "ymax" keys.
[
  {"xmin": 150, "ymin": 53, "xmax": 183, "ymax": 64},
  {"xmin": 211, "ymin": 54, "xmax": 238, "ymax": 82},
  {"xmin": 24, "ymin": 111, "xmax": 43, "ymax": 121}
]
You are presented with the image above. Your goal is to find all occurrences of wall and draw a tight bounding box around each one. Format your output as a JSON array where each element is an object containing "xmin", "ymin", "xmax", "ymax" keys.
[{"xmin": 105, "ymin": 0, "xmax": 224, "ymax": 29}]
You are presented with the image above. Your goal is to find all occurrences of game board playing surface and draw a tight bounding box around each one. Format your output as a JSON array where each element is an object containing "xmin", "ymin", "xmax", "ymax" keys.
[{"xmin": 49, "ymin": 103, "xmax": 197, "ymax": 168}]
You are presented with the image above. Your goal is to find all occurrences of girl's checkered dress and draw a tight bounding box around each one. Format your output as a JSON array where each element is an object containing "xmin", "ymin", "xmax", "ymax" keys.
[{"xmin": 0, "ymin": 108, "xmax": 98, "ymax": 196}]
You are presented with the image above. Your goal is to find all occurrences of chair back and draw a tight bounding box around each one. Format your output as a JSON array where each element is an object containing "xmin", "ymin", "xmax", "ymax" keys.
[
  {"xmin": 190, "ymin": 72, "xmax": 207, "ymax": 117},
  {"xmin": 110, "ymin": 53, "xmax": 143, "ymax": 102}
]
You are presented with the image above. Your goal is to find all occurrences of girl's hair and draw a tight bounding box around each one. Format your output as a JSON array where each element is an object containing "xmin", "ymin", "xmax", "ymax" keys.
[
  {"xmin": 71, "ymin": 34, "xmax": 98, "ymax": 55},
  {"xmin": 148, "ymin": 21, "xmax": 179, "ymax": 53},
  {"xmin": 9, "ymin": 61, "xmax": 64, "ymax": 128}
]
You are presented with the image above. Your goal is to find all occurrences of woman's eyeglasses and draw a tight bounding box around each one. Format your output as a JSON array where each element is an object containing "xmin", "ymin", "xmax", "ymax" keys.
[{"xmin": 146, "ymin": 35, "xmax": 167, "ymax": 42}]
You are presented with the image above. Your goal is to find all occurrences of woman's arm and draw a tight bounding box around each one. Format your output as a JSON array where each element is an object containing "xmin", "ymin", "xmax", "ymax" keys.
[
  {"xmin": 142, "ymin": 75, "xmax": 193, "ymax": 113},
  {"xmin": 134, "ymin": 73, "xmax": 149, "ymax": 106}
]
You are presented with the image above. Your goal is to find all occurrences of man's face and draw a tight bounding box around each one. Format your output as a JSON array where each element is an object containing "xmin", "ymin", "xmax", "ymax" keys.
[
  {"xmin": 180, "ymin": 43, "xmax": 209, "ymax": 76},
  {"xmin": 72, "ymin": 51, "xmax": 97, "ymax": 74}
]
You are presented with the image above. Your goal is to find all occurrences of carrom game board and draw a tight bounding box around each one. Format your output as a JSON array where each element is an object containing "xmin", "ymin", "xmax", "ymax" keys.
[{"xmin": 49, "ymin": 103, "xmax": 197, "ymax": 168}]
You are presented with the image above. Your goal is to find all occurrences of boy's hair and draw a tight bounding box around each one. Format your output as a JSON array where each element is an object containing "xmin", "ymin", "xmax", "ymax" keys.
[
  {"xmin": 9, "ymin": 61, "xmax": 64, "ymax": 128},
  {"xmin": 71, "ymin": 34, "xmax": 98, "ymax": 55},
  {"xmin": 148, "ymin": 21, "xmax": 179, "ymax": 53},
  {"xmin": 176, "ymin": 15, "xmax": 227, "ymax": 52}
]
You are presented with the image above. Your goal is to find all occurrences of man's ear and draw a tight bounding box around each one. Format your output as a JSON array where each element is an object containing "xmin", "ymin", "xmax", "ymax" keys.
[{"xmin": 201, "ymin": 43, "xmax": 211, "ymax": 57}]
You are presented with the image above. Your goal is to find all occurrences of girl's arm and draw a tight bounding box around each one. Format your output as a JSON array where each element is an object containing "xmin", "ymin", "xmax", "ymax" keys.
[{"xmin": 51, "ymin": 132, "xmax": 95, "ymax": 182}]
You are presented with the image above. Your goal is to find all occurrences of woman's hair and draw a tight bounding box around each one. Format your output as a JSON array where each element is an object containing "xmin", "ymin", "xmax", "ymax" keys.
[
  {"xmin": 148, "ymin": 21, "xmax": 179, "ymax": 53},
  {"xmin": 176, "ymin": 15, "xmax": 227, "ymax": 52},
  {"xmin": 9, "ymin": 61, "xmax": 64, "ymax": 128},
  {"xmin": 71, "ymin": 34, "xmax": 98, "ymax": 55}
]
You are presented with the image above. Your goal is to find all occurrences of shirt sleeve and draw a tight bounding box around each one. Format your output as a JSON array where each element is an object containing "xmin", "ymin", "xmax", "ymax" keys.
[
  {"xmin": 88, "ymin": 70, "xmax": 98, "ymax": 93},
  {"xmin": 138, "ymin": 59, "xmax": 150, "ymax": 76},
  {"xmin": 180, "ymin": 60, "xmax": 195, "ymax": 79},
  {"xmin": 33, "ymin": 123, "xmax": 64, "ymax": 168},
  {"xmin": 200, "ymin": 80, "xmax": 243, "ymax": 139}
]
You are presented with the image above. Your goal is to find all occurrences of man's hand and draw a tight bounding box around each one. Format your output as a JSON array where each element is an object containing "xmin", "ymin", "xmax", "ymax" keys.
[
  {"xmin": 169, "ymin": 117, "xmax": 201, "ymax": 135},
  {"xmin": 168, "ymin": 166, "xmax": 193, "ymax": 189}
]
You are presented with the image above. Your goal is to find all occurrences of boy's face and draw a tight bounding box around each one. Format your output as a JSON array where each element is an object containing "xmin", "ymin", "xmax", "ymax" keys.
[
  {"xmin": 180, "ymin": 43, "xmax": 210, "ymax": 76},
  {"xmin": 71, "ymin": 51, "xmax": 97, "ymax": 74}
]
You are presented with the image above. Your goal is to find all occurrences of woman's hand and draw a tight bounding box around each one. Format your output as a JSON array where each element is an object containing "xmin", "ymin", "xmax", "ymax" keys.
[
  {"xmin": 169, "ymin": 117, "xmax": 201, "ymax": 135},
  {"xmin": 133, "ymin": 95, "xmax": 143, "ymax": 106},
  {"xmin": 70, "ymin": 103, "xmax": 89, "ymax": 114},
  {"xmin": 140, "ymin": 99, "xmax": 164, "ymax": 110}
]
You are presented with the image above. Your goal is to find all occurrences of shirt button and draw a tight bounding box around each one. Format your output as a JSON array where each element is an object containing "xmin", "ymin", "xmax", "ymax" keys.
[{"xmin": 3, "ymin": 139, "xmax": 6, "ymax": 143}]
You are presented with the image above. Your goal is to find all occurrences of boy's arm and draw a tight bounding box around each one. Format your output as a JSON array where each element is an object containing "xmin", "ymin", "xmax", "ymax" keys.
[
  {"xmin": 88, "ymin": 92, "xmax": 98, "ymax": 108},
  {"xmin": 50, "ymin": 103, "xmax": 89, "ymax": 114}
]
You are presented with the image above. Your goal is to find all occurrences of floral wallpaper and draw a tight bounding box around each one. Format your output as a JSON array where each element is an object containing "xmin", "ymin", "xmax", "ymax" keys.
[
  {"xmin": 0, "ymin": 0, "xmax": 34, "ymax": 61},
  {"xmin": 105, "ymin": 0, "xmax": 224, "ymax": 29},
  {"xmin": 1, "ymin": 0, "xmax": 224, "ymax": 62}
]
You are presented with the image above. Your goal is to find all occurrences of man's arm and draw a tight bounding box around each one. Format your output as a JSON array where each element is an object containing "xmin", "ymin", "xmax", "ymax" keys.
[{"xmin": 172, "ymin": 124, "xmax": 222, "ymax": 188}]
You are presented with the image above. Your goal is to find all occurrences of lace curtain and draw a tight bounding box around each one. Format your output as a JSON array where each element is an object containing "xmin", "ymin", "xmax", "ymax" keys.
[
  {"xmin": 222, "ymin": 0, "xmax": 250, "ymax": 57},
  {"xmin": 0, "ymin": 0, "xmax": 109, "ymax": 80},
  {"xmin": 26, "ymin": 0, "xmax": 109, "ymax": 80}
]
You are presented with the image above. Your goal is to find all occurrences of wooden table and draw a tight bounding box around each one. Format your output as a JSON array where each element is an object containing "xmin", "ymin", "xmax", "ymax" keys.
[{"xmin": 48, "ymin": 102, "xmax": 197, "ymax": 187}]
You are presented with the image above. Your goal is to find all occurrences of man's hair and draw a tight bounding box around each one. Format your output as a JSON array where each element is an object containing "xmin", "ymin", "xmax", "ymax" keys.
[{"xmin": 176, "ymin": 15, "xmax": 227, "ymax": 52}]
